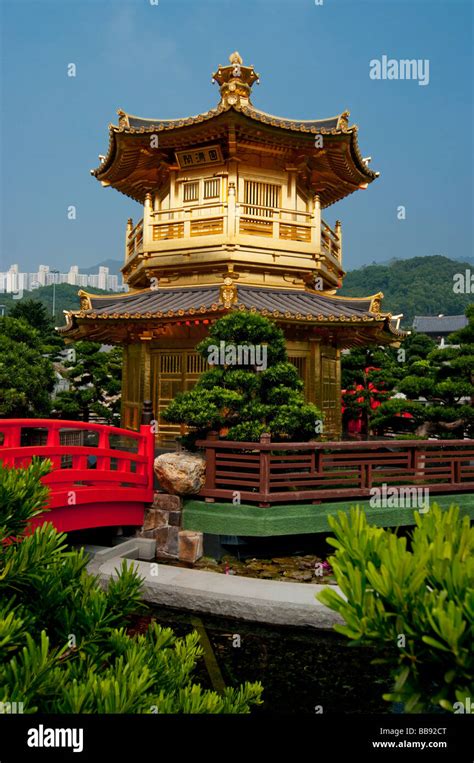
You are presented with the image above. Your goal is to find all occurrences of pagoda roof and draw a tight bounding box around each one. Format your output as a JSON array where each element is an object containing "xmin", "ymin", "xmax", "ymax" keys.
[
  {"xmin": 91, "ymin": 53, "xmax": 378, "ymax": 208},
  {"xmin": 120, "ymin": 104, "xmax": 344, "ymax": 134},
  {"xmin": 59, "ymin": 284, "xmax": 404, "ymax": 347}
]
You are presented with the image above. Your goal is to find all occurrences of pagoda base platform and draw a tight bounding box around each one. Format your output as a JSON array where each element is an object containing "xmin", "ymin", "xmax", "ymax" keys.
[{"xmin": 183, "ymin": 492, "xmax": 474, "ymax": 537}]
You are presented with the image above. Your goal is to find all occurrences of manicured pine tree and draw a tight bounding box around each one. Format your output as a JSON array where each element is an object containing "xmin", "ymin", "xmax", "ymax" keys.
[
  {"xmin": 371, "ymin": 306, "xmax": 474, "ymax": 437},
  {"xmin": 163, "ymin": 312, "xmax": 322, "ymax": 445}
]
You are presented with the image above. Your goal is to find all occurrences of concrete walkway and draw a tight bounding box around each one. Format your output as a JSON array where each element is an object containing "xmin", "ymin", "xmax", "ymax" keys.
[{"xmin": 85, "ymin": 539, "xmax": 344, "ymax": 630}]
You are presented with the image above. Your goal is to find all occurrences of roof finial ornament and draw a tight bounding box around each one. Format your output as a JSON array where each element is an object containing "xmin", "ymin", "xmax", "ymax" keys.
[
  {"xmin": 212, "ymin": 52, "xmax": 259, "ymax": 109},
  {"xmin": 229, "ymin": 51, "xmax": 243, "ymax": 65}
]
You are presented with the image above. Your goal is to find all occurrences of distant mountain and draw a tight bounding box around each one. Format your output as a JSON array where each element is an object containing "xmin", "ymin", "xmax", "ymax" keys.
[
  {"xmin": 340, "ymin": 256, "xmax": 472, "ymax": 328},
  {"xmin": 82, "ymin": 259, "xmax": 122, "ymax": 276}
]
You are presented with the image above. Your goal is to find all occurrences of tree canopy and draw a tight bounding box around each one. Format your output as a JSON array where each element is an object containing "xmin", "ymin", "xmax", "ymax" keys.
[
  {"xmin": 53, "ymin": 342, "xmax": 122, "ymax": 424},
  {"xmin": 342, "ymin": 306, "xmax": 474, "ymax": 438},
  {"xmin": 1, "ymin": 284, "xmax": 116, "ymax": 325},
  {"xmin": 0, "ymin": 316, "xmax": 56, "ymax": 417},
  {"xmin": 9, "ymin": 299, "xmax": 64, "ymax": 356},
  {"xmin": 163, "ymin": 312, "xmax": 322, "ymax": 445}
]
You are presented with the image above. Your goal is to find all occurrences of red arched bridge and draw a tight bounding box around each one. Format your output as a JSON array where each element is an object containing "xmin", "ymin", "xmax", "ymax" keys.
[{"xmin": 0, "ymin": 419, "xmax": 155, "ymax": 533}]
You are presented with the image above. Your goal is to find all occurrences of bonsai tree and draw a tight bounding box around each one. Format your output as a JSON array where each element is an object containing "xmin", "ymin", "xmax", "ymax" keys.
[
  {"xmin": 0, "ymin": 459, "xmax": 263, "ymax": 713},
  {"xmin": 317, "ymin": 504, "xmax": 474, "ymax": 713},
  {"xmin": 162, "ymin": 312, "xmax": 322, "ymax": 445},
  {"xmin": 371, "ymin": 306, "xmax": 474, "ymax": 438},
  {"xmin": 341, "ymin": 335, "xmax": 438, "ymax": 437}
]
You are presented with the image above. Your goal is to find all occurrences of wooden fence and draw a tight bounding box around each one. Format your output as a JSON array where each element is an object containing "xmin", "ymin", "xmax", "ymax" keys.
[{"xmin": 196, "ymin": 433, "xmax": 474, "ymax": 506}]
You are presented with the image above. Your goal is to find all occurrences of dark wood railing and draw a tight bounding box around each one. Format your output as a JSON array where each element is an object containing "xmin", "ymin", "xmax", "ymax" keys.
[{"xmin": 196, "ymin": 433, "xmax": 474, "ymax": 506}]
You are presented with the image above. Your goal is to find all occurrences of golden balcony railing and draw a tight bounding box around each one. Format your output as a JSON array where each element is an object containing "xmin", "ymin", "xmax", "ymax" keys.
[
  {"xmin": 126, "ymin": 218, "xmax": 144, "ymax": 259},
  {"xmin": 321, "ymin": 220, "xmax": 341, "ymax": 261},
  {"xmin": 151, "ymin": 201, "xmax": 225, "ymax": 241},
  {"xmin": 238, "ymin": 203, "xmax": 312, "ymax": 243},
  {"xmin": 124, "ymin": 200, "xmax": 342, "ymax": 264}
]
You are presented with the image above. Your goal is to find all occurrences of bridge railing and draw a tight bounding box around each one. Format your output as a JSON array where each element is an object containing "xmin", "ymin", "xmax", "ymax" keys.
[
  {"xmin": 196, "ymin": 433, "xmax": 474, "ymax": 506},
  {"xmin": 0, "ymin": 419, "xmax": 155, "ymax": 530}
]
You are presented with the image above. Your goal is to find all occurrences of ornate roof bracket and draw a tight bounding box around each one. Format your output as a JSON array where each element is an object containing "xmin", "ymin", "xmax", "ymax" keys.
[
  {"xmin": 78, "ymin": 290, "xmax": 92, "ymax": 310},
  {"xmin": 369, "ymin": 292, "xmax": 384, "ymax": 314},
  {"xmin": 219, "ymin": 277, "xmax": 239, "ymax": 308}
]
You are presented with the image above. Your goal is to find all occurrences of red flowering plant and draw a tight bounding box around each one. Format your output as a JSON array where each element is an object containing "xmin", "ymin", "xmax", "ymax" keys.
[{"xmin": 341, "ymin": 366, "xmax": 393, "ymax": 437}]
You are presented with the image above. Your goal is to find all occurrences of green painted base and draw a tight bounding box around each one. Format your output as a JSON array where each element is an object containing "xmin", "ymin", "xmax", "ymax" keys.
[{"xmin": 183, "ymin": 493, "xmax": 474, "ymax": 537}]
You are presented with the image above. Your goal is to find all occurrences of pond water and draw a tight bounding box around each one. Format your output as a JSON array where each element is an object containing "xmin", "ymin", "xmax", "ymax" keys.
[{"xmin": 136, "ymin": 607, "xmax": 393, "ymax": 714}]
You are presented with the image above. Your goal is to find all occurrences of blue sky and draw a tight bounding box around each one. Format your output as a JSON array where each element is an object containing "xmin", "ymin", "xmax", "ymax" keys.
[{"xmin": 1, "ymin": 0, "xmax": 472, "ymax": 273}]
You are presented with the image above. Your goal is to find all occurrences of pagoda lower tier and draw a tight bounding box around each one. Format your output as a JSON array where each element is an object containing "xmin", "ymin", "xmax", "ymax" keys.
[{"xmin": 60, "ymin": 281, "xmax": 404, "ymax": 443}]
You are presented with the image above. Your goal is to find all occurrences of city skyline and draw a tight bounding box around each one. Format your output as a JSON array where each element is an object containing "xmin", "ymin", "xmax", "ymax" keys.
[{"xmin": 0, "ymin": 263, "xmax": 125, "ymax": 294}]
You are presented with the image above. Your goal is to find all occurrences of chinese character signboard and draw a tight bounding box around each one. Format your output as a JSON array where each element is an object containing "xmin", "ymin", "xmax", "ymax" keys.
[{"xmin": 175, "ymin": 145, "xmax": 223, "ymax": 169}]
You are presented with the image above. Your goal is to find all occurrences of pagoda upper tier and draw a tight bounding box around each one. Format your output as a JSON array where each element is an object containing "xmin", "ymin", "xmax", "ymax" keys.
[
  {"xmin": 91, "ymin": 52, "xmax": 379, "ymax": 292},
  {"xmin": 92, "ymin": 52, "xmax": 377, "ymax": 207}
]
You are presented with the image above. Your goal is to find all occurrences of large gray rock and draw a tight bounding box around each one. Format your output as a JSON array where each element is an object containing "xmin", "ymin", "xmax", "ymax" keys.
[{"xmin": 154, "ymin": 452, "xmax": 206, "ymax": 495}]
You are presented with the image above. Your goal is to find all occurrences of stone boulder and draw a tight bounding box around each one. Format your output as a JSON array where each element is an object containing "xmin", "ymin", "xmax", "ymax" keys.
[
  {"xmin": 154, "ymin": 452, "xmax": 206, "ymax": 495},
  {"xmin": 178, "ymin": 530, "xmax": 204, "ymax": 563}
]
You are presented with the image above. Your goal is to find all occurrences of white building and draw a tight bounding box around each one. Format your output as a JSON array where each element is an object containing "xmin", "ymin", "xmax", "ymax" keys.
[{"xmin": 0, "ymin": 264, "xmax": 126, "ymax": 293}]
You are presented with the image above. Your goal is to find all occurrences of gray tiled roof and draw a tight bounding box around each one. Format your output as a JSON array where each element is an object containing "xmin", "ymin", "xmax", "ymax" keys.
[
  {"xmin": 126, "ymin": 111, "xmax": 341, "ymax": 133},
  {"xmin": 84, "ymin": 285, "xmax": 375, "ymax": 319},
  {"xmin": 87, "ymin": 287, "xmax": 217, "ymax": 315},
  {"xmin": 412, "ymin": 315, "xmax": 468, "ymax": 334}
]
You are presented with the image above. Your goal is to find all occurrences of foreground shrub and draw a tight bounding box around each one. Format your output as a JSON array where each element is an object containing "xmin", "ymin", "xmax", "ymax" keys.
[
  {"xmin": 0, "ymin": 460, "xmax": 263, "ymax": 713},
  {"xmin": 317, "ymin": 504, "xmax": 473, "ymax": 713}
]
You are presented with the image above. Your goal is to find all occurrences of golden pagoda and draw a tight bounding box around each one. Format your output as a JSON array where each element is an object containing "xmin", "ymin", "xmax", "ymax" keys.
[{"xmin": 60, "ymin": 52, "xmax": 404, "ymax": 443}]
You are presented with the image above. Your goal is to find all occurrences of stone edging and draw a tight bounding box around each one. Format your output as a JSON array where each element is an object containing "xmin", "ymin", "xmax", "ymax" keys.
[{"xmin": 85, "ymin": 539, "xmax": 344, "ymax": 630}]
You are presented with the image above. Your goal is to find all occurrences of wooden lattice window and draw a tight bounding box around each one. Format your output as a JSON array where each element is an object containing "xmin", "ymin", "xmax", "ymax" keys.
[
  {"xmin": 183, "ymin": 181, "xmax": 199, "ymax": 203},
  {"xmin": 322, "ymin": 358, "xmax": 337, "ymax": 404},
  {"xmin": 244, "ymin": 180, "xmax": 280, "ymax": 216},
  {"xmin": 321, "ymin": 356, "xmax": 338, "ymax": 433},
  {"xmin": 204, "ymin": 178, "xmax": 220, "ymax": 199},
  {"xmin": 187, "ymin": 352, "xmax": 209, "ymax": 374},
  {"xmin": 159, "ymin": 354, "xmax": 182, "ymax": 374}
]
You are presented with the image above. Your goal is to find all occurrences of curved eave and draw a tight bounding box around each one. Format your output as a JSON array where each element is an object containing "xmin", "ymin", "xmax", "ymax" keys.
[
  {"xmin": 58, "ymin": 304, "xmax": 405, "ymax": 347},
  {"xmin": 91, "ymin": 102, "xmax": 377, "ymax": 193}
]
